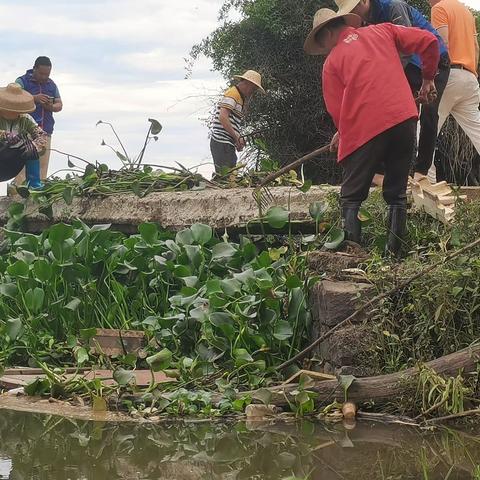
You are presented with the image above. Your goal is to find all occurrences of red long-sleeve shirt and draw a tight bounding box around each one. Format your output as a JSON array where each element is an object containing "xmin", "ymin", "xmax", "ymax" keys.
[{"xmin": 322, "ymin": 23, "xmax": 440, "ymax": 162}]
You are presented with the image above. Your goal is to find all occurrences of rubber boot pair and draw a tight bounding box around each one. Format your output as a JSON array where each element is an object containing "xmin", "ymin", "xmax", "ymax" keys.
[
  {"xmin": 25, "ymin": 157, "xmax": 44, "ymax": 190},
  {"xmin": 342, "ymin": 204, "xmax": 407, "ymax": 257}
]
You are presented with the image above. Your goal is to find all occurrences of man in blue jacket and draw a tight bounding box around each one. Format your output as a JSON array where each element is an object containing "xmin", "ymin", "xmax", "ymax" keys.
[
  {"xmin": 336, "ymin": 0, "xmax": 450, "ymax": 182},
  {"xmin": 14, "ymin": 56, "xmax": 63, "ymax": 185}
]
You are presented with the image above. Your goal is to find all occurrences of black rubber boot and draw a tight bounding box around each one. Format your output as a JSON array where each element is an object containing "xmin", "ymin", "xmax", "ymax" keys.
[
  {"xmin": 386, "ymin": 205, "xmax": 407, "ymax": 257},
  {"xmin": 342, "ymin": 205, "xmax": 361, "ymax": 244}
]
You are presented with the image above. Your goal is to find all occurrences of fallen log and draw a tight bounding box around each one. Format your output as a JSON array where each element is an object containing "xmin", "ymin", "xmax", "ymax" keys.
[{"xmin": 241, "ymin": 343, "xmax": 480, "ymax": 408}]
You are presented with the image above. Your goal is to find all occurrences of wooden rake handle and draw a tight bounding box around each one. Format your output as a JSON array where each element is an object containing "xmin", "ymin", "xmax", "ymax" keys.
[{"xmin": 257, "ymin": 144, "xmax": 332, "ymax": 189}]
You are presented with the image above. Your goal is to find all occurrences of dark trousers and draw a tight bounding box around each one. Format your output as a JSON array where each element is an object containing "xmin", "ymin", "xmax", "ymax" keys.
[
  {"xmin": 341, "ymin": 119, "xmax": 416, "ymax": 208},
  {"xmin": 210, "ymin": 138, "xmax": 237, "ymax": 174},
  {"xmin": 0, "ymin": 144, "xmax": 27, "ymax": 181},
  {"xmin": 404, "ymin": 54, "xmax": 451, "ymax": 175}
]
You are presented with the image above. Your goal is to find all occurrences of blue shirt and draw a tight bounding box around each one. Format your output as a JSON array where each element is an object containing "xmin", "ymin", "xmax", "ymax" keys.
[
  {"xmin": 16, "ymin": 70, "xmax": 61, "ymax": 135},
  {"xmin": 369, "ymin": 0, "xmax": 448, "ymax": 69}
]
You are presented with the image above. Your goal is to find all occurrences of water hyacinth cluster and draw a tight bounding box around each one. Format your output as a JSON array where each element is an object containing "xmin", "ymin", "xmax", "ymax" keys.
[{"xmin": 0, "ymin": 218, "xmax": 313, "ymax": 388}]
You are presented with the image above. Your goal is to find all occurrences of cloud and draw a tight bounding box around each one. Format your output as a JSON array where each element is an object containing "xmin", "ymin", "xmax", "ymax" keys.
[{"xmin": 0, "ymin": 0, "xmax": 229, "ymax": 194}]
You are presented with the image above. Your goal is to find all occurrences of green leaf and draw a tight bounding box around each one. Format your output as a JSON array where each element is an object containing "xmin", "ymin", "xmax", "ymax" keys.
[
  {"xmin": 8, "ymin": 202, "xmax": 24, "ymax": 217},
  {"xmin": 273, "ymin": 320, "xmax": 293, "ymax": 341},
  {"xmin": 0, "ymin": 283, "xmax": 18, "ymax": 299},
  {"xmin": 75, "ymin": 347, "xmax": 89, "ymax": 365},
  {"xmin": 113, "ymin": 368, "xmax": 135, "ymax": 386},
  {"xmin": 299, "ymin": 179, "xmax": 313, "ymax": 193},
  {"xmin": 252, "ymin": 388, "xmax": 272, "ymax": 405},
  {"xmin": 147, "ymin": 348, "xmax": 172, "ymax": 372},
  {"xmin": 65, "ymin": 298, "xmax": 81, "ymax": 311},
  {"xmin": 220, "ymin": 278, "xmax": 242, "ymax": 296},
  {"xmin": 339, "ymin": 374, "xmax": 356, "ymax": 401},
  {"xmin": 48, "ymin": 223, "xmax": 74, "ymax": 244},
  {"xmin": 265, "ymin": 206, "xmax": 289, "ymax": 229},
  {"xmin": 286, "ymin": 275, "xmax": 302, "ymax": 289},
  {"xmin": 148, "ymin": 118, "xmax": 163, "ymax": 135},
  {"xmin": 139, "ymin": 223, "xmax": 158, "ymax": 244},
  {"xmin": 33, "ymin": 260, "xmax": 53, "ymax": 282},
  {"xmin": 62, "ymin": 187, "xmax": 74, "ymax": 205},
  {"xmin": 210, "ymin": 312, "xmax": 236, "ymax": 340},
  {"xmin": 7, "ymin": 260, "xmax": 29, "ymax": 277},
  {"xmin": 184, "ymin": 245, "xmax": 202, "ymax": 268},
  {"xmin": 324, "ymin": 227, "xmax": 345, "ymax": 250},
  {"xmin": 233, "ymin": 348, "xmax": 253, "ymax": 367},
  {"xmin": 175, "ymin": 229, "xmax": 194, "ymax": 246},
  {"xmin": 80, "ymin": 328, "xmax": 97, "ymax": 342},
  {"xmin": 116, "ymin": 150, "xmax": 129, "ymax": 163},
  {"xmin": 358, "ymin": 207, "xmax": 372, "ymax": 223},
  {"xmin": 25, "ymin": 287, "xmax": 45, "ymax": 314},
  {"xmin": 190, "ymin": 223, "xmax": 213, "ymax": 245},
  {"xmin": 211, "ymin": 242, "xmax": 237, "ymax": 261},
  {"xmin": 309, "ymin": 201, "xmax": 327, "ymax": 222},
  {"xmin": 6, "ymin": 318, "xmax": 22, "ymax": 341}
]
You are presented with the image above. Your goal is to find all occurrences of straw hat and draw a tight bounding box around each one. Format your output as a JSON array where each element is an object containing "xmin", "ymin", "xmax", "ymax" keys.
[
  {"xmin": 233, "ymin": 70, "xmax": 266, "ymax": 94},
  {"xmin": 335, "ymin": 0, "xmax": 362, "ymax": 15},
  {"xmin": 304, "ymin": 8, "xmax": 362, "ymax": 55},
  {"xmin": 0, "ymin": 83, "xmax": 35, "ymax": 113}
]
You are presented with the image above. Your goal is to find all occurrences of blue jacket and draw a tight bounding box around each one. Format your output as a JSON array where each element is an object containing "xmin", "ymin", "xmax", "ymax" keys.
[
  {"xmin": 16, "ymin": 70, "xmax": 60, "ymax": 135},
  {"xmin": 370, "ymin": 0, "xmax": 448, "ymax": 69}
]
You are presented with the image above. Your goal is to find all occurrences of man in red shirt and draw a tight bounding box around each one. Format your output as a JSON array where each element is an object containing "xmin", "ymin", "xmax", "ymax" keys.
[{"xmin": 304, "ymin": 9, "xmax": 439, "ymax": 256}]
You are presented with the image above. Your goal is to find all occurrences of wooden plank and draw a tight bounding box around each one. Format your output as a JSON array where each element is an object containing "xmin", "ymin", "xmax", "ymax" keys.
[{"xmin": 0, "ymin": 370, "xmax": 176, "ymax": 390}]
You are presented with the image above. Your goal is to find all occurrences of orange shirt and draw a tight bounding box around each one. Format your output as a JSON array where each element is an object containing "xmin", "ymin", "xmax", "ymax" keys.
[{"xmin": 431, "ymin": 0, "xmax": 478, "ymax": 74}]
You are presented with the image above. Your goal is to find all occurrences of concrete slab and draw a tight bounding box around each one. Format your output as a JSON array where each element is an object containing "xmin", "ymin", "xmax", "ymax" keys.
[{"xmin": 0, "ymin": 186, "xmax": 339, "ymax": 233}]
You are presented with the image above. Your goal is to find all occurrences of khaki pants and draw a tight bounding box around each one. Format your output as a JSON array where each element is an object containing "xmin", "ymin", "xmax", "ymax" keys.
[
  {"xmin": 15, "ymin": 135, "xmax": 52, "ymax": 184},
  {"xmin": 428, "ymin": 69, "xmax": 480, "ymax": 181}
]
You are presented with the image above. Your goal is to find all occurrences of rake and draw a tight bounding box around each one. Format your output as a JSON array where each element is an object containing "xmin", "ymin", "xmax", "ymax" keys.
[{"xmin": 253, "ymin": 144, "xmax": 331, "ymax": 211}]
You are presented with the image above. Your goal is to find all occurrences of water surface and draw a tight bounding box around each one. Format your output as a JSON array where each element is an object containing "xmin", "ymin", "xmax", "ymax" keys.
[{"xmin": 0, "ymin": 410, "xmax": 479, "ymax": 479}]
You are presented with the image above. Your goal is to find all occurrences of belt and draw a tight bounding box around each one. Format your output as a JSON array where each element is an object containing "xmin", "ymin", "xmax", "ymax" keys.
[{"xmin": 450, "ymin": 64, "xmax": 475, "ymax": 75}]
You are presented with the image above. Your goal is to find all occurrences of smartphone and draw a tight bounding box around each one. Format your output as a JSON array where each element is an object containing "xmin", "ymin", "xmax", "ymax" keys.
[{"xmin": 47, "ymin": 96, "xmax": 54, "ymax": 103}]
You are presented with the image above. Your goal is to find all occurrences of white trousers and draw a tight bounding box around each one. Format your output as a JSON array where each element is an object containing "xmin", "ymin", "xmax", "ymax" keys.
[{"xmin": 427, "ymin": 68, "xmax": 480, "ymax": 182}]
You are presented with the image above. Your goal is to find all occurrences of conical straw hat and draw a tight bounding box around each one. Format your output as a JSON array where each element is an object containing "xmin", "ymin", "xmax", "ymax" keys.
[
  {"xmin": 0, "ymin": 83, "xmax": 35, "ymax": 114},
  {"xmin": 233, "ymin": 70, "xmax": 266, "ymax": 94},
  {"xmin": 304, "ymin": 8, "xmax": 362, "ymax": 55}
]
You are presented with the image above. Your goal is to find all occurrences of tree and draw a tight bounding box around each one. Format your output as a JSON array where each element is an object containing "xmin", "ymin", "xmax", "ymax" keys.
[{"xmin": 191, "ymin": 0, "xmax": 342, "ymax": 183}]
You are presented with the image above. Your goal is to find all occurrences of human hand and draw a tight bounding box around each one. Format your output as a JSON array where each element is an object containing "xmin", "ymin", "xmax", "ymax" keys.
[
  {"xmin": 34, "ymin": 94, "xmax": 50, "ymax": 105},
  {"xmin": 418, "ymin": 79, "xmax": 437, "ymax": 104},
  {"xmin": 330, "ymin": 131, "xmax": 339, "ymax": 152},
  {"xmin": 19, "ymin": 139, "xmax": 37, "ymax": 160},
  {"xmin": 235, "ymin": 136, "xmax": 246, "ymax": 152}
]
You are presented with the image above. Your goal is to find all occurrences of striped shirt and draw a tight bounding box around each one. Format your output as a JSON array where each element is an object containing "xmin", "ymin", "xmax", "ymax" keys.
[
  {"xmin": 0, "ymin": 114, "xmax": 48, "ymax": 154},
  {"xmin": 211, "ymin": 86, "xmax": 245, "ymax": 146}
]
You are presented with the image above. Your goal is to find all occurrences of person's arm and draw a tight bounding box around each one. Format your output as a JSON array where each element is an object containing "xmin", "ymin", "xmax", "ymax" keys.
[
  {"xmin": 218, "ymin": 107, "xmax": 244, "ymax": 151},
  {"xmin": 23, "ymin": 116, "xmax": 48, "ymax": 154},
  {"xmin": 431, "ymin": 5, "xmax": 449, "ymax": 48},
  {"xmin": 42, "ymin": 97, "xmax": 63, "ymax": 113},
  {"xmin": 475, "ymin": 36, "xmax": 479, "ymax": 72},
  {"xmin": 388, "ymin": 24, "xmax": 440, "ymax": 100}
]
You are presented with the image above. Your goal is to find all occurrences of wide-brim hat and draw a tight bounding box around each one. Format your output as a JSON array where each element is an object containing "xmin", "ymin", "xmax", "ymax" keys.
[
  {"xmin": 304, "ymin": 8, "xmax": 362, "ymax": 55},
  {"xmin": 335, "ymin": 0, "xmax": 362, "ymax": 15},
  {"xmin": 233, "ymin": 70, "xmax": 266, "ymax": 94},
  {"xmin": 0, "ymin": 83, "xmax": 35, "ymax": 113}
]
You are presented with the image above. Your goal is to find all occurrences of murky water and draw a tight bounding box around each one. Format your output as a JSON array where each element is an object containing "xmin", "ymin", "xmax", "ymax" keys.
[{"xmin": 0, "ymin": 410, "xmax": 479, "ymax": 479}]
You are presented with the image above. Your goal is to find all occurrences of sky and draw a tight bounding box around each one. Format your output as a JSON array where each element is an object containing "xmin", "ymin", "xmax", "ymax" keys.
[
  {"xmin": 0, "ymin": 0, "xmax": 479, "ymax": 194},
  {"xmin": 0, "ymin": 0, "xmax": 227, "ymax": 191}
]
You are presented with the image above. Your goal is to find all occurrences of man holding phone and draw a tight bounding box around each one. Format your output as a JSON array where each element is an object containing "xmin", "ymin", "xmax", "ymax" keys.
[{"xmin": 14, "ymin": 56, "xmax": 63, "ymax": 185}]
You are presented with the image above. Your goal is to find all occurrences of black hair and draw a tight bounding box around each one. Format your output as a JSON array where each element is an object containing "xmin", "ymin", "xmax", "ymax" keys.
[{"xmin": 34, "ymin": 56, "xmax": 52, "ymax": 68}]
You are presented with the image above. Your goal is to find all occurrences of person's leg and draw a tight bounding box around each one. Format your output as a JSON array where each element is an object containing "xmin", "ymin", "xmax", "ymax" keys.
[
  {"xmin": 415, "ymin": 60, "xmax": 450, "ymax": 177},
  {"xmin": 210, "ymin": 139, "xmax": 237, "ymax": 174},
  {"xmin": 40, "ymin": 135, "xmax": 51, "ymax": 180},
  {"xmin": 450, "ymin": 70, "xmax": 480, "ymax": 155},
  {"xmin": 341, "ymin": 136, "xmax": 383, "ymax": 243},
  {"xmin": 382, "ymin": 119, "xmax": 416, "ymax": 256}
]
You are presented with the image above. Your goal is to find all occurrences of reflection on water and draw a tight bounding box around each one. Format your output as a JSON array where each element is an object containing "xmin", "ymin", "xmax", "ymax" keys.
[{"xmin": 0, "ymin": 410, "xmax": 479, "ymax": 479}]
